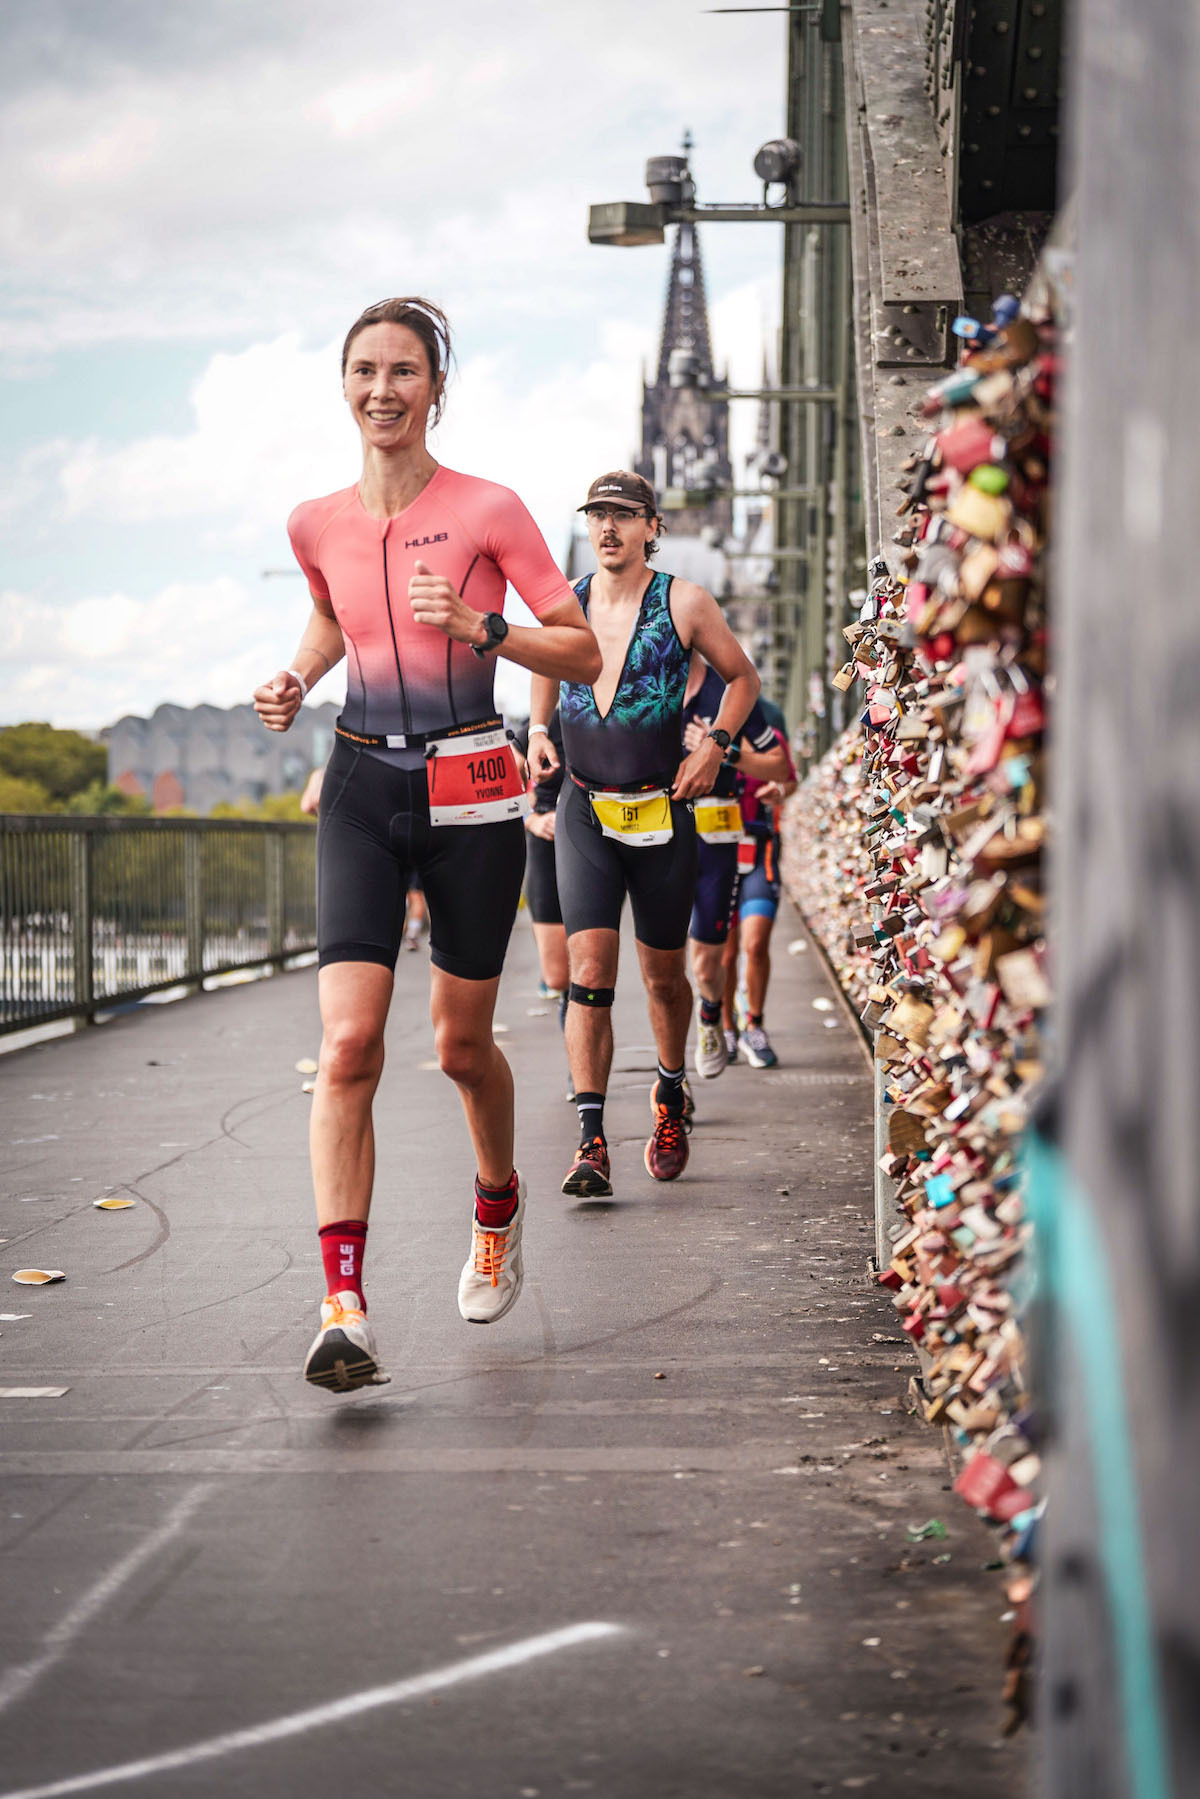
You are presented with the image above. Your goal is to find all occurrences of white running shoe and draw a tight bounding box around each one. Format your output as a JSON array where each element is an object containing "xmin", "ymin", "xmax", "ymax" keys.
[
  {"xmin": 303, "ymin": 1291, "xmax": 390, "ymax": 1392},
  {"xmin": 458, "ymin": 1174, "xmax": 526, "ymax": 1324},
  {"xmin": 694, "ymin": 1004, "xmax": 729, "ymax": 1080},
  {"xmin": 741, "ymin": 1021, "xmax": 778, "ymax": 1069}
]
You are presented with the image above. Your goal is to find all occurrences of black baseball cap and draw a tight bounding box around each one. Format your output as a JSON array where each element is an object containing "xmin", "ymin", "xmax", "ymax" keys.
[{"xmin": 577, "ymin": 470, "xmax": 658, "ymax": 514}]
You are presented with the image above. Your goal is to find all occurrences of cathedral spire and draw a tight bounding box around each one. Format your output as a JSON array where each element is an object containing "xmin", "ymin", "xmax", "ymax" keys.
[
  {"xmin": 635, "ymin": 132, "xmax": 733, "ymax": 540},
  {"xmin": 654, "ymin": 220, "xmax": 715, "ymax": 389}
]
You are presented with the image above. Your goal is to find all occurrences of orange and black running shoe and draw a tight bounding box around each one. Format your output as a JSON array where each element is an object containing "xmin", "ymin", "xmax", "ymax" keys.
[
  {"xmin": 561, "ymin": 1136, "xmax": 612, "ymax": 1198},
  {"xmin": 644, "ymin": 1090, "xmax": 690, "ymax": 1182}
]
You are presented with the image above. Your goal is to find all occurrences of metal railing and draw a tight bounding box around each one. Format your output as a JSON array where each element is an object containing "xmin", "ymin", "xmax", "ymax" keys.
[{"xmin": 0, "ymin": 816, "xmax": 317, "ymax": 1034}]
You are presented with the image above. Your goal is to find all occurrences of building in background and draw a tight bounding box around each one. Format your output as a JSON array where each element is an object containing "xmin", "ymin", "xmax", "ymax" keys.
[
  {"xmin": 106, "ymin": 701, "xmax": 337, "ymax": 814},
  {"xmin": 568, "ymin": 201, "xmax": 777, "ymax": 654}
]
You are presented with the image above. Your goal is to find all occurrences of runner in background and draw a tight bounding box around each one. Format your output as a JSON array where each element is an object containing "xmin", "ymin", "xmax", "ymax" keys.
[
  {"xmin": 402, "ymin": 874, "xmax": 428, "ymax": 952},
  {"xmin": 723, "ymin": 698, "xmax": 798, "ymax": 1069},
  {"xmin": 515, "ymin": 708, "xmax": 573, "ymax": 1100},
  {"xmin": 254, "ymin": 295, "xmax": 599, "ymax": 1391},
  {"xmin": 515, "ymin": 708, "xmax": 567, "ymax": 1001},
  {"xmin": 681, "ymin": 655, "xmax": 789, "ymax": 1080},
  {"xmin": 528, "ymin": 470, "xmax": 760, "ymax": 1199}
]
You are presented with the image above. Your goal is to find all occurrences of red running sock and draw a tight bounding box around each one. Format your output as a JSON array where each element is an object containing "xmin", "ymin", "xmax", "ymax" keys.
[
  {"xmin": 318, "ymin": 1220, "xmax": 368, "ymax": 1308},
  {"xmin": 474, "ymin": 1170, "xmax": 519, "ymax": 1230}
]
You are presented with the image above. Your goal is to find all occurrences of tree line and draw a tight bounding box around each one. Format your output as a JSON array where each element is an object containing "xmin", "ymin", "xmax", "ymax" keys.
[{"xmin": 0, "ymin": 723, "xmax": 311, "ymax": 822}]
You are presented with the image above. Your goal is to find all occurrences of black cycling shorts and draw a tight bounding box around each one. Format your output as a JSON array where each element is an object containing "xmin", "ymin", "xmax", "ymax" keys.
[
  {"xmin": 689, "ymin": 839, "xmax": 740, "ymax": 945},
  {"xmin": 523, "ymin": 828, "xmax": 562, "ymax": 926},
  {"xmin": 316, "ymin": 740, "xmax": 526, "ymax": 981},
  {"xmin": 554, "ymin": 777, "xmax": 698, "ymax": 951}
]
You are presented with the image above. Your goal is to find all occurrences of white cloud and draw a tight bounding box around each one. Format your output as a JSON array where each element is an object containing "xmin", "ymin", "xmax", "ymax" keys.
[
  {"xmin": 15, "ymin": 278, "xmax": 777, "ymax": 732},
  {"xmin": 0, "ymin": 579, "xmax": 346, "ymax": 732},
  {"xmin": 54, "ymin": 319, "xmax": 654, "ymax": 562},
  {"xmin": 0, "ymin": 0, "xmax": 784, "ymax": 356},
  {"xmin": 58, "ymin": 334, "xmax": 351, "ymax": 535},
  {"xmin": 1, "ymin": 0, "xmax": 788, "ymax": 731}
]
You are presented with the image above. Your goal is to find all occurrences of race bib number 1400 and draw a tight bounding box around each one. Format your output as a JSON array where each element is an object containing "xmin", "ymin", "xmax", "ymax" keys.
[{"xmin": 427, "ymin": 726, "xmax": 530, "ymax": 827}]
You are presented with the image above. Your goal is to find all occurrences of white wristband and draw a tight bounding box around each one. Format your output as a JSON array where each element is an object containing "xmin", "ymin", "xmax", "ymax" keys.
[
  {"xmin": 527, "ymin": 723, "xmax": 550, "ymax": 738},
  {"xmin": 286, "ymin": 668, "xmax": 308, "ymax": 698}
]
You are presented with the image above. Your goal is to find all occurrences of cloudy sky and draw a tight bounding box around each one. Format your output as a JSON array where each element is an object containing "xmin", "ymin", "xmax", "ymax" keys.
[{"xmin": 2, "ymin": 0, "xmax": 785, "ymax": 731}]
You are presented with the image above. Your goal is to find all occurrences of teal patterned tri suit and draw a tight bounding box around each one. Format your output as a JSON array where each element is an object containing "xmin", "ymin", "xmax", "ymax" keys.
[{"xmin": 559, "ymin": 571, "xmax": 691, "ymax": 789}]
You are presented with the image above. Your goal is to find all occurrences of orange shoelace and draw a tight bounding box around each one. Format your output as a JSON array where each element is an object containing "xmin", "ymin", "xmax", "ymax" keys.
[
  {"xmin": 472, "ymin": 1222, "xmax": 512, "ymax": 1287},
  {"xmin": 322, "ymin": 1296, "xmax": 365, "ymax": 1327}
]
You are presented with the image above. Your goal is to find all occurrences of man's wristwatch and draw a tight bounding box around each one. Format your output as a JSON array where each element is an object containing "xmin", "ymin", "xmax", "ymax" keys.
[
  {"xmin": 706, "ymin": 727, "xmax": 732, "ymax": 752},
  {"xmin": 471, "ymin": 612, "xmax": 509, "ymax": 658}
]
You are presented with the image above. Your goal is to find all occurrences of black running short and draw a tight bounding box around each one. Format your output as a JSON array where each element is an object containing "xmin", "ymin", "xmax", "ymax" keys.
[
  {"xmin": 317, "ymin": 740, "xmax": 526, "ymax": 980},
  {"xmin": 689, "ymin": 840, "xmax": 739, "ymax": 945},
  {"xmin": 554, "ymin": 777, "xmax": 698, "ymax": 951},
  {"xmin": 523, "ymin": 828, "xmax": 562, "ymax": 926}
]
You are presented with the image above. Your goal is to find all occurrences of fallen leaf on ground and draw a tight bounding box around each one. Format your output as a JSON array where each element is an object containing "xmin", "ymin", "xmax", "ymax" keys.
[
  {"xmin": 93, "ymin": 1197, "xmax": 136, "ymax": 1211},
  {"xmin": 812, "ymin": 997, "xmax": 834, "ymax": 1011},
  {"xmin": 11, "ymin": 1270, "xmax": 66, "ymax": 1285},
  {"xmin": 906, "ymin": 1519, "xmax": 949, "ymax": 1541},
  {"xmin": 787, "ymin": 939, "xmax": 808, "ymax": 955},
  {"xmin": 295, "ymin": 1057, "xmax": 318, "ymax": 1074},
  {"xmin": 301, "ymin": 1080, "xmax": 316, "ymax": 1094}
]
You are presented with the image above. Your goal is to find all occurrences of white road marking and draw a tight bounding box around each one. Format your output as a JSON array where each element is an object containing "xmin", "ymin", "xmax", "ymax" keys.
[
  {"xmin": 0, "ymin": 1621, "xmax": 625, "ymax": 1799},
  {"xmin": 0, "ymin": 1483, "xmax": 211, "ymax": 1716}
]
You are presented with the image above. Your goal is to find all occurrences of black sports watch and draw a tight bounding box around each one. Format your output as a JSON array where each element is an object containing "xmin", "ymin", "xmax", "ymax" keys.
[
  {"xmin": 706, "ymin": 727, "xmax": 732, "ymax": 751},
  {"xmin": 471, "ymin": 612, "xmax": 509, "ymax": 658}
]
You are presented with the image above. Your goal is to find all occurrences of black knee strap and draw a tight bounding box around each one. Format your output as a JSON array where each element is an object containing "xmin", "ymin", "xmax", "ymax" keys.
[{"xmin": 569, "ymin": 982, "xmax": 615, "ymax": 1008}]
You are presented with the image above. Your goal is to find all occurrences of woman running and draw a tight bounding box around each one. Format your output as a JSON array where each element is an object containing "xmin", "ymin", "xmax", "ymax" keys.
[{"xmin": 254, "ymin": 297, "xmax": 599, "ymax": 1392}]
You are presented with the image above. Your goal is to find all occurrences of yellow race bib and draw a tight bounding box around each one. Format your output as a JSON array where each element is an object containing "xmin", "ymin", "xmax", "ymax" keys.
[
  {"xmin": 589, "ymin": 788, "xmax": 674, "ymax": 846},
  {"xmin": 693, "ymin": 797, "xmax": 742, "ymax": 844}
]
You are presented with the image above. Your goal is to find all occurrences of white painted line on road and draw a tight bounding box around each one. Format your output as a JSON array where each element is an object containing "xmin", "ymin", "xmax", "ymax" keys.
[
  {"xmin": 0, "ymin": 1388, "xmax": 69, "ymax": 1398},
  {"xmin": 0, "ymin": 1483, "xmax": 211, "ymax": 1716},
  {"xmin": 0, "ymin": 1621, "xmax": 625, "ymax": 1799}
]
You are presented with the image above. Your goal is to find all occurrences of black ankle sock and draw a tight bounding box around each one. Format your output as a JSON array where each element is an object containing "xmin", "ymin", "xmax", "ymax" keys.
[
  {"xmin": 558, "ymin": 989, "xmax": 569, "ymax": 1031},
  {"xmin": 576, "ymin": 1091, "xmax": 606, "ymax": 1145},
  {"xmin": 699, "ymin": 996, "xmax": 722, "ymax": 1025},
  {"xmin": 655, "ymin": 1062, "xmax": 685, "ymax": 1112},
  {"xmin": 746, "ymin": 1013, "xmax": 763, "ymax": 1029}
]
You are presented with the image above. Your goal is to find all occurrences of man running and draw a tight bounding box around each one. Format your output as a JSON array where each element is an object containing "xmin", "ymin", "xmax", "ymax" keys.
[
  {"xmin": 255, "ymin": 296, "xmax": 599, "ymax": 1392},
  {"xmin": 682, "ymin": 656, "xmax": 789, "ymax": 1079},
  {"xmin": 528, "ymin": 471, "xmax": 760, "ymax": 1199}
]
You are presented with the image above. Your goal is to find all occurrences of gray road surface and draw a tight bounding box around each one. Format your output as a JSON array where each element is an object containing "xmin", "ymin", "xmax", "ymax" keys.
[{"xmin": 0, "ymin": 899, "xmax": 1024, "ymax": 1797}]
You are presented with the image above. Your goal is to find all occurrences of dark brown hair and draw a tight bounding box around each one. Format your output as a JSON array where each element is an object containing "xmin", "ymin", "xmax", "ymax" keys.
[{"xmin": 340, "ymin": 297, "xmax": 453, "ymax": 424}]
